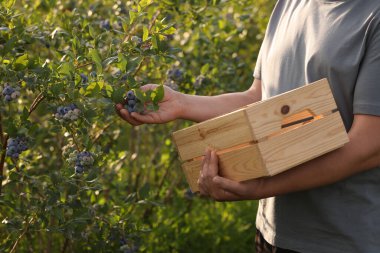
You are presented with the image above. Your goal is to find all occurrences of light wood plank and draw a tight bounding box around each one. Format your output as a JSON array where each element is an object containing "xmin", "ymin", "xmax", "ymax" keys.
[
  {"xmin": 173, "ymin": 109, "xmax": 254, "ymax": 161},
  {"xmin": 182, "ymin": 159, "xmax": 202, "ymax": 192},
  {"xmin": 258, "ymin": 112, "xmax": 349, "ymax": 176},
  {"xmin": 246, "ymin": 79, "xmax": 337, "ymax": 140},
  {"xmin": 218, "ymin": 143, "xmax": 267, "ymax": 181},
  {"xmin": 182, "ymin": 143, "xmax": 268, "ymax": 192}
]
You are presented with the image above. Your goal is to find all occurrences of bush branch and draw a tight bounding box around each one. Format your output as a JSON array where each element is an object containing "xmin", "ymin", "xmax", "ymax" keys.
[{"xmin": 9, "ymin": 217, "xmax": 35, "ymax": 253}]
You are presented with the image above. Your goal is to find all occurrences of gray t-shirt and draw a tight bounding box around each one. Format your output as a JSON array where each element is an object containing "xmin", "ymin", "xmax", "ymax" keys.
[{"xmin": 254, "ymin": 1, "xmax": 380, "ymax": 252}]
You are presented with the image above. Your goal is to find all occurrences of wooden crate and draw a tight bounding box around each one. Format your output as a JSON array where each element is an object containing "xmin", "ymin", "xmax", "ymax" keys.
[{"xmin": 172, "ymin": 79, "xmax": 349, "ymax": 192}]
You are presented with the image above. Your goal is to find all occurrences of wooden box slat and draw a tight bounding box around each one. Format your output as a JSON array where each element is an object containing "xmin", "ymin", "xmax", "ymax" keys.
[
  {"xmin": 173, "ymin": 109, "xmax": 254, "ymax": 161},
  {"xmin": 259, "ymin": 112, "xmax": 348, "ymax": 176},
  {"xmin": 245, "ymin": 79, "xmax": 336, "ymax": 140}
]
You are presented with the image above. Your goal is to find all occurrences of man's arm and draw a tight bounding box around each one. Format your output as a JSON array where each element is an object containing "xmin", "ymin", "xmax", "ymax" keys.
[
  {"xmin": 198, "ymin": 114, "xmax": 380, "ymax": 201},
  {"xmin": 116, "ymin": 79, "xmax": 262, "ymax": 124},
  {"xmin": 179, "ymin": 79, "xmax": 262, "ymax": 122}
]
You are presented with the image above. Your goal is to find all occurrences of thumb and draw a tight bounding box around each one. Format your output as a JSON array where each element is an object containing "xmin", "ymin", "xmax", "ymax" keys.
[{"xmin": 139, "ymin": 84, "xmax": 158, "ymax": 92}]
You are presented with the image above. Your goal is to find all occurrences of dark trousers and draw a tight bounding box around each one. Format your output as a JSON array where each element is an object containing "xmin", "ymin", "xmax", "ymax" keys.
[{"xmin": 255, "ymin": 229, "xmax": 299, "ymax": 253}]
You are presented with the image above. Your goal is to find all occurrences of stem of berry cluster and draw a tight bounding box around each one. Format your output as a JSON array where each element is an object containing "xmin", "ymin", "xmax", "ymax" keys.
[
  {"xmin": 9, "ymin": 216, "xmax": 35, "ymax": 253},
  {"xmin": 28, "ymin": 92, "xmax": 45, "ymax": 116},
  {"xmin": 0, "ymin": 134, "xmax": 9, "ymax": 195},
  {"xmin": 0, "ymin": 111, "xmax": 8, "ymax": 195}
]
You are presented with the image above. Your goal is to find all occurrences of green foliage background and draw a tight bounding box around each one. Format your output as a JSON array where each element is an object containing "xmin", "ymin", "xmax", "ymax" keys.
[{"xmin": 0, "ymin": 0, "xmax": 275, "ymax": 252}]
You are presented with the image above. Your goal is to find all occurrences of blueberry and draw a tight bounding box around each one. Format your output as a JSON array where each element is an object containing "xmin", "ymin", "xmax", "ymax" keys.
[
  {"xmin": 127, "ymin": 104, "xmax": 137, "ymax": 113},
  {"xmin": 75, "ymin": 165, "xmax": 84, "ymax": 174},
  {"xmin": 131, "ymin": 36, "xmax": 142, "ymax": 45},
  {"xmin": 167, "ymin": 68, "xmax": 183, "ymax": 82},
  {"xmin": 63, "ymin": 107, "xmax": 70, "ymax": 114},
  {"xmin": 57, "ymin": 106, "xmax": 65, "ymax": 115},
  {"xmin": 11, "ymin": 153, "xmax": 19, "ymax": 159},
  {"xmin": 4, "ymin": 95, "xmax": 12, "ymax": 102},
  {"xmin": 100, "ymin": 20, "xmax": 111, "ymax": 30},
  {"xmin": 80, "ymin": 73, "xmax": 88, "ymax": 84},
  {"xmin": 2, "ymin": 86, "xmax": 14, "ymax": 96},
  {"xmin": 128, "ymin": 100, "xmax": 136, "ymax": 106},
  {"xmin": 68, "ymin": 103, "xmax": 77, "ymax": 110},
  {"xmin": 126, "ymin": 90, "xmax": 135, "ymax": 100}
]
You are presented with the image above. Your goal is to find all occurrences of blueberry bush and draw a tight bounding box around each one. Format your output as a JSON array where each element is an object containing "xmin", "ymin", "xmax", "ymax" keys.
[{"xmin": 0, "ymin": 0, "xmax": 274, "ymax": 252}]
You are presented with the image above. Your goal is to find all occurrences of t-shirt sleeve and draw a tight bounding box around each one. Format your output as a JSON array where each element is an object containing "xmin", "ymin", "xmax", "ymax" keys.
[
  {"xmin": 253, "ymin": 47, "xmax": 263, "ymax": 80},
  {"xmin": 353, "ymin": 22, "xmax": 380, "ymax": 116}
]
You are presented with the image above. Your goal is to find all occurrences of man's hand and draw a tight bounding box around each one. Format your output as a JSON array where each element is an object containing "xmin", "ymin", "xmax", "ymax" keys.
[
  {"xmin": 115, "ymin": 84, "xmax": 184, "ymax": 125},
  {"xmin": 198, "ymin": 149, "xmax": 264, "ymax": 201}
]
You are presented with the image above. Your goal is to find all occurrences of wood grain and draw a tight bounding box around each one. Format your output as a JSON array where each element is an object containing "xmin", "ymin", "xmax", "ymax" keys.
[
  {"xmin": 182, "ymin": 143, "xmax": 267, "ymax": 192},
  {"xmin": 173, "ymin": 109, "xmax": 254, "ymax": 161},
  {"xmin": 245, "ymin": 79, "xmax": 336, "ymax": 140},
  {"xmin": 258, "ymin": 112, "xmax": 349, "ymax": 176}
]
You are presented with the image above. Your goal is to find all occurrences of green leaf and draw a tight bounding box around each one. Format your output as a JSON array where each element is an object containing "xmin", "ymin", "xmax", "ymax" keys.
[
  {"xmin": 14, "ymin": 54, "xmax": 29, "ymax": 70},
  {"xmin": 89, "ymin": 26, "xmax": 96, "ymax": 39},
  {"xmin": 112, "ymin": 86, "xmax": 127, "ymax": 103},
  {"xmin": 85, "ymin": 82, "xmax": 101, "ymax": 96},
  {"xmin": 88, "ymin": 49, "xmax": 102, "ymax": 73},
  {"xmin": 201, "ymin": 63, "xmax": 210, "ymax": 75},
  {"xmin": 143, "ymin": 26, "xmax": 149, "ymax": 42},
  {"xmin": 103, "ymin": 56, "xmax": 118, "ymax": 67},
  {"xmin": 153, "ymin": 85, "xmax": 164, "ymax": 103},
  {"xmin": 104, "ymin": 84, "xmax": 113, "ymax": 98},
  {"xmin": 129, "ymin": 11, "xmax": 138, "ymax": 25},
  {"xmin": 59, "ymin": 62, "xmax": 75, "ymax": 77},
  {"xmin": 151, "ymin": 35, "xmax": 159, "ymax": 50},
  {"xmin": 2, "ymin": 0, "xmax": 15, "ymax": 9},
  {"xmin": 134, "ymin": 88, "xmax": 147, "ymax": 103},
  {"xmin": 117, "ymin": 53, "xmax": 128, "ymax": 72}
]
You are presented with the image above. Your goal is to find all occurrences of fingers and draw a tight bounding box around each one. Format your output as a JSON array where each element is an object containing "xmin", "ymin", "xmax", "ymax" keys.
[
  {"xmin": 115, "ymin": 104, "xmax": 143, "ymax": 125},
  {"xmin": 212, "ymin": 176, "xmax": 242, "ymax": 195},
  {"xmin": 197, "ymin": 148, "xmax": 246, "ymax": 201},
  {"xmin": 129, "ymin": 112, "xmax": 157, "ymax": 124},
  {"xmin": 139, "ymin": 84, "xmax": 158, "ymax": 92}
]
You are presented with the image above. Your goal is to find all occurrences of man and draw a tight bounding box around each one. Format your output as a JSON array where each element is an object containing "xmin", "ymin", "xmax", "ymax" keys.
[{"xmin": 116, "ymin": 0, "xmax": 380, "ymax": 252}]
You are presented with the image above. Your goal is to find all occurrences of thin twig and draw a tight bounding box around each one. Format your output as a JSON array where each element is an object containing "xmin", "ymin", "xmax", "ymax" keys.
[
  {"xmin": 148, "ymin": 10, "xmax": 161, "ymax": 32},
  {"xmin": 0, "ymin": 134, "xmax": 9, "ymax": 195},
  {"xmin": 66, "ymin": 126, "xmax": 81, "ymax": 151},
  {"xmin": 132, "ymin": 57, "xmax": 145, "ymax": 77},
  {"xmin": 28, "ymin": 93, "xmax": 45, "ymax": 116},
  {"xmin": 0, "ymin": 112, "xmax": 4, "ymax": 144},
  {"xmin": 9, "ymin": 217, "xmax": 35, "ymax": 253},
  {"xmin": 75, "ymin": 62, "xmax": 94, "ymax": 70},
  {"xmin": 90, "ymin": 121, "xmax": 114, "ymax": 145}
]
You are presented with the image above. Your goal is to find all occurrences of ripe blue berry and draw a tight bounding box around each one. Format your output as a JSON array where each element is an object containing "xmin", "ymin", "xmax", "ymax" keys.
[
  {"xmin": 126, "ymin": 90, "xmax": 135, "ymax": 100},
  {"xmin": 55, "ymin": 104, "xmax": 81, "ymax": 122},
  {"xmin": 6, "ymin": 136, "xmax": 28, "ymax": 159},
  {"xmin": 2, "ymin": 84, "xmax": 20, "ymax": 102},
  {"xmin": 73, "ymin": 151, "xmax": 94, "ymax": 174},
  {"xmin": 80, "ymin": 73, "xmax": 88, "ymax": 84},
  {"xmin": 100, "ymin": 20, "xmax": 111, "ymax": 30},
  {"xmin": 167, "ymin": 68, "xmax": 184, "ymax": 82},
  {"xmin": 131, "ymin": 36, "xmax": 142, "ymax": 45}
]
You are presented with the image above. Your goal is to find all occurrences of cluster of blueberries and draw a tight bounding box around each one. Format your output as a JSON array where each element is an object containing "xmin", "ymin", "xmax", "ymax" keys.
[
  {"xmin": 72, "ymin": 151, "xmax": 94, "ymax": 174},
  {"xmin": 55, "ymin": 104, "xmax": 81, "ymax": 122},
  {"xmin": 2, "ymin": 84, "xmax": 20, "ymax": 102},
  {"xmin": 100, "ymin": 19, "xmax": 111, "ymax": 30},
  {"xmin": 164, "ymin": 68, "xmax": 184, "ymax": 91},
  {"xmin": 6, "ymin": 137, "xmax": 28, "ymax": 159},
  {"xmin": 124, "ymin": 90, "xmax": 139, "ymax": 113},
  {"xmin": 166, "ymin": 68, "xmax": 183, "ymax": 82}
]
